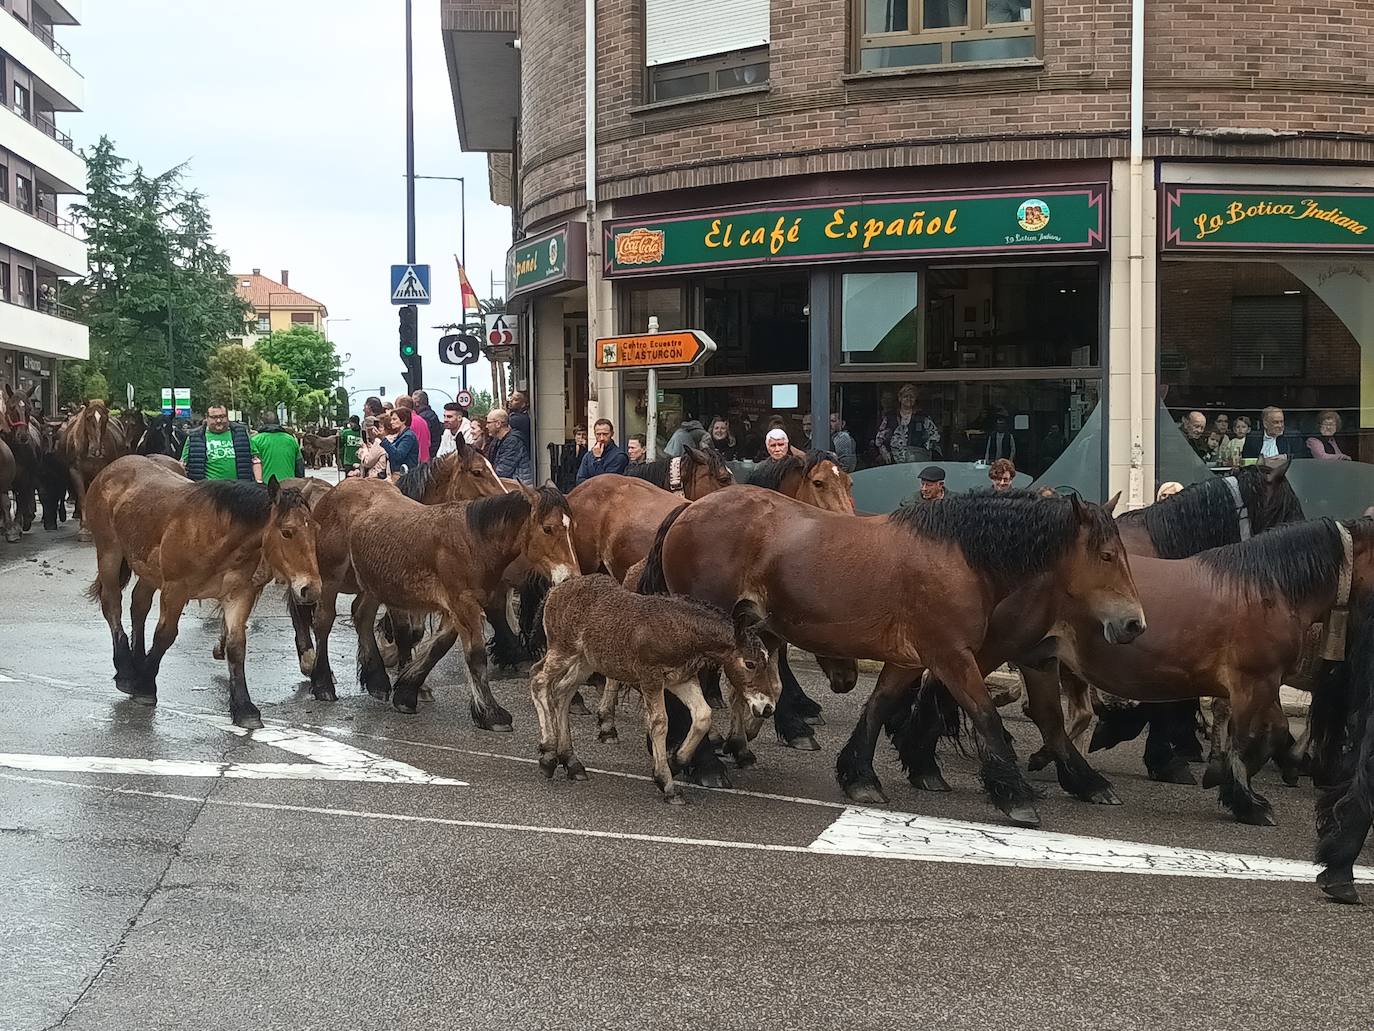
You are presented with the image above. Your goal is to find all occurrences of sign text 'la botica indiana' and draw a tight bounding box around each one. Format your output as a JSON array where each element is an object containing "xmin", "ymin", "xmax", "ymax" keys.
[
  {"xmin": 1163, "ymin": 187, "xmax": 1374, "ymax": 253},
  {"xmin": 603, "ymin": 185, "xmax": 1106, "ymax": 276}
]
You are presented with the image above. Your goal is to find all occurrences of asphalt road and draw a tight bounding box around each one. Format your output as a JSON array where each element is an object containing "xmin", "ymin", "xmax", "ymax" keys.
[{"xmin": 1, "ymin": 518, "xmax": 1372, "ymax": 1031}]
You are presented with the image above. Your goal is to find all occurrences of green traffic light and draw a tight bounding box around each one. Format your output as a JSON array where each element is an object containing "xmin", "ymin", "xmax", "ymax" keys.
[{"xmin": 402, "ymin": 345, "xmax": 415, "ymax": 356}]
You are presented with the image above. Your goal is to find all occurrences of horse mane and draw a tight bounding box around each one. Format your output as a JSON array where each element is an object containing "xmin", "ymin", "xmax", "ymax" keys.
[
  {"xmin": 1118, "ymin": 466, "xmax": 1305, "ymax": 558},
  {"xmin": 1197, "ymin": 517, "xmax": 1346, "ymax": 610},
  {"xmin": 803, "ymin": 451, "xmax": 841, "ymax": 476},
  {"xmin": 746, "ymin": 455, "xmax": 802, "ymax": 492},
  {"xmin": 890, "ymin": 489, "xmax": 1111, "ymax": 580},
  {"xmin": 625, "ymin": 447, "xmax": 731, "ymax": 490},
  {"xmin": 625, "ymin": 457, "xmax": 674, "ymax": 489},
  {"xmin": 397, "ymin": 457, "xmax": 440, "ymax": 501},
  {"xmin": 199, "ymin": 480, "xmax": 308, "ymax": 527},
  {"xmin": 465, "ymin": 485, "xmax": 569, "ymax": 536},
  {"xmin": 1236, "ymin": 462, "xmax": 1305, "ymax": 530}
]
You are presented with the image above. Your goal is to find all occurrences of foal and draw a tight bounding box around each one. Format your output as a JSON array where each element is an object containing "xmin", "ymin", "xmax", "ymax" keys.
[{"xmin": 530, "ymin": 574, "xmax": 772, "ymax": 801}]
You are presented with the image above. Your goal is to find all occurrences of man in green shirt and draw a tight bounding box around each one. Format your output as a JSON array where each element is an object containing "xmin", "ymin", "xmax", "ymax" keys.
[
  {"xmin": 339, "ymin": 415, "xmax": 363, "ymax": 474},
  {"xmin": 181, "ymin": 403, "xmax": 261, "ymax": 481},
  {"xmin": 251, "ymin": 411, "xmax": 305, "ymax": 484}
]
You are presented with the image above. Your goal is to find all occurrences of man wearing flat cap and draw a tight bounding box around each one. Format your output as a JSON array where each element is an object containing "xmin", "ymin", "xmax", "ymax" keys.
[{"xmin": 918, "ymin": 465, "xmax": 946, "ymax": 501}]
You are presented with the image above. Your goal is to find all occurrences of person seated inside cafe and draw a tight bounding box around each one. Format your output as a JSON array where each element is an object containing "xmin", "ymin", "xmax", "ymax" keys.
[
  {"xmin": 1307, "ymin": 409, "xmax": 1352, "ymax": 462},
  {"xmin": 988, "ymin": 458, "xmax": 1016, "ymax": 491},
  {"xmin": 1216, "ymin": 414, "xmax": 1250, "ymax": 468},
  {"xmin": 1242, "ymin": 406, "xmax": 1303, "ymax": 461}
]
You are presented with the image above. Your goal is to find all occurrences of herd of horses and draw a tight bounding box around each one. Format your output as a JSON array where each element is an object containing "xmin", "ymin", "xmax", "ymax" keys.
[
  {"xmin": 0, "ymin": 391, "xmax": 342, "ymax": 545},
  {"xmin": 32, "ymin": 406, "xmax": 1374, "ymax": 904}
]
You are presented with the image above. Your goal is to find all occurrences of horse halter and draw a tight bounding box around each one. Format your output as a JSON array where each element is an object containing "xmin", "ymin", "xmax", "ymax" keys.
[
  {"xmin": 667, "ymin": 455, "xmax": 685, "ymax": 494},
  {"xmin": 1222, "ymin": 476, "xmax": 1251, "ymax": 541}
]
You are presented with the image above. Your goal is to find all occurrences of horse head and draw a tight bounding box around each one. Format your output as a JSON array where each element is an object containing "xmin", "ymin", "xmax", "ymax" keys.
[
  {"xmin": 1064, "ymin": 491, "xmax": 1147, "ymax": 645},
  {"xmin": 681, "ymin": 446, "xmax": 734, "ymax": 501},
  {"xmin": 1244, "ymin": 455, "xmax": 1306, "ymax": 532},
  {"xmin": 442, "ymin": 437, "xmax": 507, "ymax": 501},
  {"xmin": 516, "ymin": 484, "xmax": 578, "ymax": 586},
  {"xmin": 793, "ymin": 452, "xmax": 854, "ymax": 513},
  {"xmin": 1, "ymin": 384, "xmax": 34, "ymax": 447},
  {"xmin": 261, "ymin": 478, "xmax": 321, "ymax": 606},
  {"xmin": 720, "ymin": 599, "xmax": 775, "ymax": 719}
]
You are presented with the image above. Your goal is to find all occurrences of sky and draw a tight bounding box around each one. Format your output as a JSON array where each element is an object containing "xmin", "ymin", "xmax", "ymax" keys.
[{"xmin": 69, "ymin": 0, "xmax": 507, "ymax": 407}]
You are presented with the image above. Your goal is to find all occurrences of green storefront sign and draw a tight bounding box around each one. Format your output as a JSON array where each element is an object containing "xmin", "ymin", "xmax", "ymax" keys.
[
  {"xmin": 1163, "ymin": 187, "xmax": 1374, "ymax": 253},
  {"xmin": 603, "ymin": 185, "xmax": 1107, "ymax": 277},
  {"xmin": 507, "ymin": 221, "xmax": 588, "ymax": 300}
]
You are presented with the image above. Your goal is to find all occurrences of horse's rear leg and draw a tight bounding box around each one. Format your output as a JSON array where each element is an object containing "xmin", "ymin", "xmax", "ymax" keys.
[
  {"xmin": 135, "ymin": 588, "xmax": 190, "ymax": 710},
  {"xmin": 353, "ymin": 595, "xmax": 392, "ymax": 701},
  {"xmin": 935, "ymin": 650, "xmax": 1040, "ymax": 826},
  {"xmin": 1020, "ymin": 663, "xmax": 1119, "ymax": 805},
  {"xmin": 594, "ymin": 675, "xmax": 621, "ymax": 742},
  {"xmin": 309, "ymin": 589, "xmax": 339, "ymax": 701},
  {"xmin": 665, "ymin": 688, "xmax": 733, "ymax": 788},
  {"xmin": 774, "ymin": 645, "xmax": 818, "ymax": 750},
  {"xmin": 1144, "ymin": 703, "xmax": 1197, "ymax": 785},
  {"xmin": 95, "ymin": 551, "xmax": 138, "ymax": 692},
  {"xmin": 836, "ymin": 663, "xmax": 922, "ymax": 804},
  {"xmin": 69, "ymin": 468, "xmax": 90, "ymax": 541},
  {"xmin": 640, "ymin": 681, "xmax": 682, "ymax": 802},
  {"xmin": 288, "ymin": 595, "xmax": 317, "ymax": 677},
  {"xmin": 892, "ymin": 672, "xmax": 957, "ymax": 792},
  {"xmin": 129, "ymin": 578, "xmax": 156, "ymax": 671},
  {"xmin": 392, "ymin": 625, "xmax": 459, "ymax": 714},
  {"xmin": 547, "ymin": 659, "xmax": 592, "ymax": 780},
  {"xmin": 1215, "ymin": 692, "xmax": 1285, "ymax": 826},
  {"xmin": 666, "ymin": 679, "xmax": 712, "ymax": 790}
]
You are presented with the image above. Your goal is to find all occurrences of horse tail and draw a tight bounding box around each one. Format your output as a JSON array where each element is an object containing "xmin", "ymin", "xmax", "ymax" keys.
[
  {"xmin": 636, "ymin": 502, "xmax": 688, "ymax": 597},
  {"xmin": 1315, "ymin": 598, "xmax": 1374, "ymax": 883},
  {"xmin": 86, "ymin": 560, "xmax": 131, "ymax": 602}
]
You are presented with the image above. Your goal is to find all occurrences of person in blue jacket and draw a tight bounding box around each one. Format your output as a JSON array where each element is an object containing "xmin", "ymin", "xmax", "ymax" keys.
[{"xmin": 575, "ymin": 418, "xmax": 629, "ymax": 484}]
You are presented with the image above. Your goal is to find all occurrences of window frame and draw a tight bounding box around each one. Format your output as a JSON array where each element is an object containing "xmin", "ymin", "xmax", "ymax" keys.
[
  {"xmin": 254, "ymin": 313, "xmax": 271, "ymax": 334},
  {"xmin": 851, "ymin": 0, "xmax": 1040, "ymax": 72},
  {"xmin": 289, "ymin": 311, "xmax": 315, "ymax": 325},
  {"xmin": 645, "ymin": 45, "xmax": 770, "ymax": 105}
]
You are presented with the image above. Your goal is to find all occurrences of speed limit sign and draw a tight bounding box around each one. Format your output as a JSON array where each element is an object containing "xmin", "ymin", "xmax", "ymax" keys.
[
  {"xmin": 456, "ymin": 389, "xmax": 474, "ymax": 408},
  {"xmin": 485, "ymin": 313, "xmax": 515, "ymax": 346}
]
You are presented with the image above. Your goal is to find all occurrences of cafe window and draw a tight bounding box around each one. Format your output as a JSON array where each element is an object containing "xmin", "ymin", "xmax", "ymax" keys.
[
  {"xmin": 626, "ymin": 284, "xmax": 686, "ymax": 336},
  {"xmin": 646, "ymin": 0, "xmax": 769, "ymax": 102},
  {"xmin": 623, "ymin": 381, "xmax": 814, "ymax": 464},
  {"xmin": 842, "ymin": 272, "xmax": 920, "ymax": 364},
  {"xmin": 1158, "ymin": 259, "xmax": 1374, "ymax": 519},
  {"xmin": 856, "ymin": 0, "xmax": 1037, "ymax": 71},
  {"xmin": 701, "ymin": 271, "xmax": 809, "ymax": 375}
]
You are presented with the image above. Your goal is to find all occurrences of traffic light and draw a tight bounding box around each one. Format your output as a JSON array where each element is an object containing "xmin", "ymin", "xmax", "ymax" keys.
[{"xmin": 398, "ymin": 304, "xmax": 422, "ymax": 391}]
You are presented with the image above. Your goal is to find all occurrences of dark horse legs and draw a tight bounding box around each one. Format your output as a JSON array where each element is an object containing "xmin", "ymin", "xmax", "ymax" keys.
[
  {"xmin": 835, "ymin": 664, "xmax": 923, "ymax": 803},
  {"xmin": 774, "ymin": 645, "xmax": 820, "ymax": 750}
]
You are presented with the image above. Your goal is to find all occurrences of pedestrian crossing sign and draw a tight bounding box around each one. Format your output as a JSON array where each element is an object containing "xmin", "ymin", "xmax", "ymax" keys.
[{"xmin": 390, "ymin": 264, "xmax": 431, "ymax": 305}]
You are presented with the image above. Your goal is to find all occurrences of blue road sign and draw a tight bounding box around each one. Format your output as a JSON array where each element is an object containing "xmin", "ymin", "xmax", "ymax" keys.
[{"xmin": 390, "ymin": 264, "xmax": 431, "ymax": 305}]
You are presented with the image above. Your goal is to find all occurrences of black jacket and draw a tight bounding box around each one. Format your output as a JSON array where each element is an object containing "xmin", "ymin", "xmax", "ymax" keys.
[
  {"xmin": 1241, "ymin": 432, "xmax": 1302, "ymax": 460},
  {"xmin": 415, "ymin": 405, "xmax": 443, "ymax": 460}
]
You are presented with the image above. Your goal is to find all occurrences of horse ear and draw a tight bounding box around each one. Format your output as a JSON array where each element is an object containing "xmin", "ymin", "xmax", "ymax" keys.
[
  {"xmin": 685, "ymin": 445, "xmax": 706, "ymax": 464},
  {"xmin": 1263, "ymin": 455, "xmax": 1291, "ymax": 482},
  {"xmin": 732, "ymin": 598, "xmax": 765, "ymax": 639},
  {"xmin": 1102, "ymin": 491, "xmax": 1122, "ymax": 516},
  {"xmin": 1068, "ymin": 491, "xmax": 1090, "ymax": 524},
  {"xmin": 266, "ymin": 476, "xmax": 280, "ymax": 502}
]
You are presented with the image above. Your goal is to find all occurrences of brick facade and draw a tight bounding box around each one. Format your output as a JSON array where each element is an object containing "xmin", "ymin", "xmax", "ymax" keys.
[{"xmin": 514, "ymin": 0, "xmax": 1374, "ymax": 230}]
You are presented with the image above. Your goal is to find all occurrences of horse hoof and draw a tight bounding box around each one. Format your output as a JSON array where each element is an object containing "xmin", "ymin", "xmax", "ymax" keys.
[
  {"xmin": 1201, "ymin": 761, "xmax": 1227, "ymax": 789},
  {"xmin": 909, "ymin": 771, "xmax": 952, "ymax": 793},
  {"xmin": 596, "ymin": 728, "xmax": 619, "ymax": 744},
  {"xmin": 665, "ymin": 790, "xmax": 688, "ymax": 806},
  {"xmin": 129, "ymin": 693, "xmax": 158, "ymax": 707},
  {"xmin": 538, "ymin": 754, "xmax": 558, "ymax": 778},
  {"xmin": 564, "ymin": 759, "xmax": 588, "ymax": 781},
  {"xmin": 1237, "ymin": 807, "xmax": 1277, "ymax": 828},
  {"xmin": 234, "ymin": 711, "xmax": 264, "ymax": 730},
  {"xmin": 1280, "ymin": 765, "xmax": 1302, "ymax": 788},
  {"xmin": 802, "ymin": 713, "xmax": 825, "ymax": 726},
  {"xmin": 569, "ymin": 693, "xmax": 590, "ymax": 716},
  {"xmin": 212, "ymin": 644, "xmax": 225, "ymax": 661},
  {"xmin": 687, "ymin": 766, "xmax": 732, "ymax": 789},
  {"xmin": 730, "ymin": 748, "xmax": 757, "ymax": 769},
  {"xmin": 781, "ymin": 732, "xmax": 820, "ymax": 751},
  {"xmin": 842, "ymin": 781, "xmax": 888, "ymax": 805},
  {"xmin": 418, "ymin": 687, "xmax": 434, "ymax": 703},
  {"xmin": 1317, "ymin": 870, "xmax": 1361, "ymax": 905},
  {"xmin": 311, "ymin": 685, "xmax": 338, "ymax": 702},
  {"xmin": 1086, "ymin": 786, "xmax": 1122, "ymax": 806},
  {"xmin": 366, "ymin": 685, "xmax": 390, "ymax": 702},
  {"xmin": 477, "ymin": 719, "xmax": 514, "ymax": 733},
  {"xmin": 1005, "ymin": 804, "xmax": 1041, "ymax": 828},
  {"xmin": 298, "ymin": 649, "xmax": 316, "ymax": 677},
  {"xmin": 1026, "ymin": 748, "xmax": 1052, "ymax": 773},
  {"xmin": 392, "ymin": 697, "xmax": 418, "ymax": 715},
  {"xmin": 1150, "ymin": 760, "xmax": 1196, "ymax": 786}
]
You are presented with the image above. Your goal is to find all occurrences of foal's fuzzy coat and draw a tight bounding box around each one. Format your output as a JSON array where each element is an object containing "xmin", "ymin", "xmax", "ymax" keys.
[{"xmin": 530, "ymin": 574, "xmax": 771, "ymax": 801}]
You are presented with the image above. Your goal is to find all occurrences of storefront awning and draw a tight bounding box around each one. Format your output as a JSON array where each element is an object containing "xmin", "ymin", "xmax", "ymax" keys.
[
  {"xmin": 507, "ymin": 222, "xmax": 588, "ymax": 301},
  {"xmin": 441, "ymin": 0, "xmax": 519, "ymax": 153}
]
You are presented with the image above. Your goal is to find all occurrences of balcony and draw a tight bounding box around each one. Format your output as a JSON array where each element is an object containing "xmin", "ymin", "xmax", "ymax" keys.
[
  {"xmin": 0, "ymin": 102, "xmax": 85, "ymax": 193},
  {"xmin": 0, "ymin": 197, "xmax": 86, "ymax": 275},
  {"xmin": 440, "ymin": 0, "xmax": 518, "ymax": 152},
  {"xmin": 0, "ymin": 293, "xmax": 87, "ymax": 361},
  {"xmin": 0, "ymin": 11, "xmax": 83, "ymax": 115}
]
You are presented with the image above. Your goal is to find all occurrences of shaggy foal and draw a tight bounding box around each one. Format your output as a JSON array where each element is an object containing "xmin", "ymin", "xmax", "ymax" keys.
[{"xmin": 530, "ymin": 574, "xmax": 771, "ymax": 802}]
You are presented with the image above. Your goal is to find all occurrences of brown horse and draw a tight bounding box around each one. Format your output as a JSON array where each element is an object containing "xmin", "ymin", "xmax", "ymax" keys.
[
  {"xmin": 301, "ymin": 432, "xmax": 339, "ymax": 469},
  {"xmin": 0, "ymin": 435, "xmax": 18, "ymax": 543},
  {"xmin": 307, "ymin": 480, "xmax": 578, "ymax": 726},
  {"xmin": 287, "ymin": 441, "xmax": 508, "ymax": 676},
  {"xmin": 59, "ymin": 399, "xmax": 128, "ymax": 540},
  {"xmin": 1081, "ymin": 458, "xmax": 1305, "ymax": 779},
  {"xmin": 85, "ymin": 456, "xmax": 321, "ymax": 728},
  {"xmin": 1, "ymin": 384, "xmax": 40, "ymax": 532},
  {"xmin": 640, "ymin": 487, "xmax": 1145, "ymax": 825}
]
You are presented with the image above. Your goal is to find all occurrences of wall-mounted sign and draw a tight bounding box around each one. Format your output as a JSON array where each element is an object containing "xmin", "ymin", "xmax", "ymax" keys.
[
  {"xmin": 595, "ymin": 330, "xmax": 716, "ymax": 370},
  {"xmin": 1162, "ymin": 187, "xmax": 1374, "ymax": 253},
  {"xmin": 603, "ymin": 185, "xmax": 1107, "ymax": 277},
  {"xmin": 507, "ymin": 222, "xmax": 588, "ymax": 300}
]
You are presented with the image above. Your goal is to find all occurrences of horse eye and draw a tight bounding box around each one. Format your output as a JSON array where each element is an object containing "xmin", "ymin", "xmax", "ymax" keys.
[
  {"xmin": 1099, "ymin": 550, "xmax": 1113, "ymax": 563},
  {"xmin": 543, "ymin": 525, "xmax": 554, "ymax": 536},
  {"xmin": 281, "ymin": 530, "xmax": 294, "ymax": 541},
  {"xmin": 744, "ymin": 660, "xmax": 758, "ymax": 672}
]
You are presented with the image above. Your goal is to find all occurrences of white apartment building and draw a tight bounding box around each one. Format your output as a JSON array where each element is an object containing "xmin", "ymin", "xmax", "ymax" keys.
[{"xmin": 0, "ymin": 0, "xmax": 85, "ymax": 415}]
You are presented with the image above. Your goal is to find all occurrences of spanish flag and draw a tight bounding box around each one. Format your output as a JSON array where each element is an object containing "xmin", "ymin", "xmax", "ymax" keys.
[{"xmin": 454, "ymin": 256, "xmax": 480, "ymax": 313}]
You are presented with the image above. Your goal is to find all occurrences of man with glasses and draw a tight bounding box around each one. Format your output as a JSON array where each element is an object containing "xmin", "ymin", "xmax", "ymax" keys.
[
  {"xmin": 486, "ymin": 408, "xmax": 532, "ymax": 485},
  {"xmin": 182, "ymin": 403, "xmax": 260, "ymax": 482}
]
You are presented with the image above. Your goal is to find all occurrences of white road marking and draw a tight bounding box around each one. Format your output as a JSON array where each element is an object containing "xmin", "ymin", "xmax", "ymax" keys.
[
  {"xmin": 0, "ymin": 671, "xmax": 15, "ymax": 683},
  {"xmin": 1, "ymin": 770, "xmax": 1362, "ymax": 886}
]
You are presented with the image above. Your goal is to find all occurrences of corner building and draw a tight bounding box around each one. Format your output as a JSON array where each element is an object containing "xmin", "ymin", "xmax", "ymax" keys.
[{"xmin": 443, "ymin": 0, "xmax": 1374, "ymax": 515}]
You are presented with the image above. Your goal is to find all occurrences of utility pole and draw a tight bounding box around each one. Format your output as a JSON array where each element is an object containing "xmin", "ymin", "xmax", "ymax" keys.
[{"xmin": 400, "ymin": 0, "xmax": 422, "ymax": 391}]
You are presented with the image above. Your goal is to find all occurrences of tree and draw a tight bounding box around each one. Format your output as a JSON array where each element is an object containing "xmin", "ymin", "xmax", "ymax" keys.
[
  {"xmin": 254, "ymin": 325, "xmax": 342, "ymax": 394},
  {"xmin": 293, "ymin": 388, "xmax": 332, "ymax": 429},
  {"xmin": 64, "ymin": 137, "xmax": 248, "ymax": 411},
  {"xmin": 82, "ymin": 371, "xmax": 111, "ymax": 404},
  {"xmin": 204, "ymin": 343, "xmax": 297, "ymax": 421},
  {"xmin": 467, "ymin": 388, "xmax": 494, "ymax": 420}
]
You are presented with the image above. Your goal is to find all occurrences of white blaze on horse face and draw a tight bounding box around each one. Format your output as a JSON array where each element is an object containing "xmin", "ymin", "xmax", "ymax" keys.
[
  {"xmin": 549, "ymin": 564, "xmax": 574, "ymax": 585},
  {"xmin": 483, "ymin": 455, "xmax": 508, "ymax": 491}
]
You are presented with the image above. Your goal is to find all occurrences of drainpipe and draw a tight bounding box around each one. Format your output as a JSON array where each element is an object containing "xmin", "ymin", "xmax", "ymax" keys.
[
  {"xmin": 584, "ymin": 0, "xmax": 600, "ymax": 422},
  {"xmin": 1127, "ymin": 0, "xmax": 1146, "ymax": 509}
]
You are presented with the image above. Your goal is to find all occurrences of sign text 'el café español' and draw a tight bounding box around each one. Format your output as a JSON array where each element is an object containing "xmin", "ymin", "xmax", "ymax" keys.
[{"xmin": 603, "ymin": 186, "xmax": 1107, "ymax": 276}]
